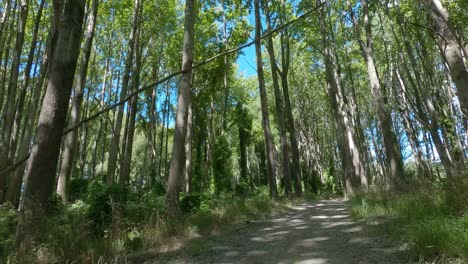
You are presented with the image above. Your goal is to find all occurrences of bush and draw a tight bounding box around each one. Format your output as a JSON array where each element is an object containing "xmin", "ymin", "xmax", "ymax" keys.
[
  {"xmin": 180, "ymin": 193, "xmax": 203, "ymax": 213},
  {"xmin": 0, "ymin": 203, "xmax": 16, "ymax": 261},
  {"xmin": 40, "ymin": 200, "xmax": 93, "ymax": 262},
  {"xmin": 69, "ymin": 178, "xmax": 89, "ymax": 202},
  {"xmin": 86, "ymin": 181, "xmax": 130, "ymax": 233}
]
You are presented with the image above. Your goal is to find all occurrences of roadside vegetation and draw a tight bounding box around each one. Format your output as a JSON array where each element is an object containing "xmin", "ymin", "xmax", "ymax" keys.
[
  {"xmin": 1, "ymin": 182, "xmax": 319, "ymax": 263},
  {"xmin": 350, "ymin": 174, "xmax": 468, "ymax": 263}
]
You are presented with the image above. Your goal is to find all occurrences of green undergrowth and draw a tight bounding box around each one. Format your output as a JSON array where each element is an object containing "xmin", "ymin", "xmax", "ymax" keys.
[
  {"xmin": 2, "ymin": 182, "xmax": 316, "ymax": 263},
  {"xmin": 350, "ymin": 176, "xmax": 468, "ymax": 263}
]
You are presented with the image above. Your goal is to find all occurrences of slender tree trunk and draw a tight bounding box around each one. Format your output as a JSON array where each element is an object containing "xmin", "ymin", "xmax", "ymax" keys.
[
  {"xmin": 237, "ymin": 102, "xmax": 249, "ymax": 181},
  {"xmin": 349, "ymin": 0, "xmax": 404, "ymax": 186},
  {"xmin": 5, "ymin": 32, "xmax": 51, "ymax": 206},
  {"xmin": 254, "ymin": 0, "xmax": 277, "ymax": 198},
  {"xmin": 0, "ymin": 0, "xmax": 17, "ymax": 117},
  {"xmin": 183, "ymin": 101, "xmax": 193, "ymax": 193},
  {"xmin": 165, "ymin": 0, "xmax": 196, "ymax": 219},
  {"xmin": 0, "ymin": 0, "xmax": 29, "ymax": 201},
  {"xmin": 120, "ymin": 14, "xmax": 141, "ymax": 185},
  {"xmin": 157, "ymin": 83, "xmax": 169, "ymax": 182},
  {"xmin": 395, "ymin": 69, "xmax": 431, "ymax": 178},
  {"xmin": 13, "ymin": 0, "xmax": 85, "ymax": 250},
  {"xmin": 57, "ymin": 0, "xmax": 98, "ymax": 202},
  {"xmin": 107, "ymin": 0, "xmax": 139, "ymax": 185},
  {"xmin": 279, "ymin": 28, "xmax": 302, "ymax": 196},
  {"xmin": 9, "ymin": 0, "xmax": 45, "ymax": 162},
  {"xmin": 319, "ymin": 3, "xmax": 367, "ymax": 196},
  {"xmin": 264, "ymin": 3, "xmax": 292, "ymax": 196},
  {"xmin": 92, "ymin": 34, "xmax": 112, "ymax": 179}
]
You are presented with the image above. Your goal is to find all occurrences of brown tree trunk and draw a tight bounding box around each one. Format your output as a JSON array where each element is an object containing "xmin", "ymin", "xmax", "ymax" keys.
[
  {"xmin": 14, "ymin": 0, "xmax": 85, "ymax": 250},
  {"xmin": 5, "ymin": 29, "xmax": 51, "ymax": 206},
  {"xmin": 165, "ymin": 0, "xmax": 196, "ymax": 219},
  {"xmin": 57, "ymin": 0, "xmax": 98, "ymax": 202},
  {"xmin": 254, "ymin": 0, "xmax": 277, "ymax": 198},
  {"xmin": 264, "ymin": 3, "xmax": 292, "ymax": 196}
]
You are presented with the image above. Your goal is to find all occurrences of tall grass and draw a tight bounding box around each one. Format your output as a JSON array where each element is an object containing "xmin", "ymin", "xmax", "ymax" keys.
[{"xmin": 350, "ymin": 177, "xmax": 468, "ymax": 262}]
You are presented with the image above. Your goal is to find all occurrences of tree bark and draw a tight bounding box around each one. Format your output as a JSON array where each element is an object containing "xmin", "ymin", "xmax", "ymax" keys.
[
  {"xmin": 106, "ymin": 0, "xmax": 139, "ymax": 185},
  {"xmin": 9, "ymin": 0, "xmax": 45, "ymax": 163},
  {"xmin": 254, "ymin": 0, "xmax": 278, "ymax": 198},
  {"xmin": 183, "ymin": 101, "xmax": 193, "ymax": 193},
  {"xmin": 421, "ymin": 0, "xmax": 468, "ymax": 118},
  {"xmin": 0, "ymin": 0, "xmax": 29, "ymax": 202},
  {"xmin": 349, "ymin": 0, "xmax": 404, "ymax": 185},
  {"xmin": 120, "ymin": 11, "xmax": 141, "ymax": 185},
  {"xmin": 14, "ymin": 0, "xmax": 85, "ymax": 249},
  {"xmin": 5, "ymin": 29, "xmax": 51, "ymax": 206},
  {"xmin": 264, "ymin": 2, "xmax": 292, "ymax": 196},
  {"xmin": 279, "ymin": 28, "xmax": 303, "ymax": 196},
  {"xmin": 320, "ymin": 2, "xmax": 368, "ymax": 196},
  {"xmin": 165, "ymin": 0, "xmax": 196, "ymax": 219},
  {"xmin": 57, "ymin": 0, "xmax": 98, "ymax": 202}
]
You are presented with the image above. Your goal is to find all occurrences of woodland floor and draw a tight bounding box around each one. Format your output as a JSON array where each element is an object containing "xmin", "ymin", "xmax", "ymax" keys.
[{"xmin": 129, "ymin": 199, "xmax": 411, "ymax": 264}]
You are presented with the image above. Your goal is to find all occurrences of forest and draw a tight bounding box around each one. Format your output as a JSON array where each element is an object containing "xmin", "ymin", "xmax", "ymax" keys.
[{"xmin": 0, "ymin": 0, "xmax": 467, "ymax": 263}]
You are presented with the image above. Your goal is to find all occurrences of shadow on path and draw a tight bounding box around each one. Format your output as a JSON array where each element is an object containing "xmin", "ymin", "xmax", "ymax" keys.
[{"xmin": 140, "ymin": 199, "xmax": 408, "ymax": 264}]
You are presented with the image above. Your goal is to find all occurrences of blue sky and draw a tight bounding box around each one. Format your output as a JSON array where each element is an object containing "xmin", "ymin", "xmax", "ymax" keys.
[
  {"xmin": 236, "ymin": 45, "xmax": 257, "ymax": 77},
  {"xmin": 235, "ymin": 9, "xmax": 257, "ymax": 78}
]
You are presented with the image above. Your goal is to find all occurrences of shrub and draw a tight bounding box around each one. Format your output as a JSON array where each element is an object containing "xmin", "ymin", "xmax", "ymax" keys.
[
  {"xmin": 86, "ymin": 181, "xmax": 130, "ymax": 233},
  {"xmin": 0, "ymin": 203, "xmax": 16, "ymax": 261}
]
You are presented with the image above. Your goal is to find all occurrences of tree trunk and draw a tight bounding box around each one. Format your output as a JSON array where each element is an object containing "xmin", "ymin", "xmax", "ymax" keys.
[
  {"xmin": 106, "ymin": 0, "xmax": 139, "ymax": 185},
  {"xmin": 120, "ymin": 13, "xmax": 141, "ymax": 185},
  {"xmin": 254, "ymin": 0, "xmax": 277, "ymax": 198},
  {"xmin": 183, "ymin": 101, "xmax": 193, "ymax": 193},
  {"xmin": 165, "ymin": 0, "xmax": 196, "ymax": 219},
  {"xmin": 14, "ymin": 0, "xmax": 85, "ymax": 249},
  {"xmin": 237, "ymin": 102, "xmax": 249, "ymax": 182},
  {"xmin": 422, "ymin": 0, "xmax": 468, "ymax": 118},
  {"xmin": 279, "ymin": 28, "xmax": 302, "ymax": 196},
  {"xmin": 5, "ymin": 30, "xmax": 51, "ymax": 206},
  {"xmin": 57, "ymin": 0, "xmax": 98, "ymax": 202},
  {"xmin": 264, "ymin": 3, "xmax": 292, "ymax": 196},
  {"xmin": 0, "ymin": 0, "xmax": 29, "ymax": 202},
  {"xmin": 349, "ymin": 0, "xmax": 404, "ymax": 185},
  {"xmin": 319, "ymin": 3, "xmax": 367, "ymax": 196},
  {"xmin": 9, "ymin": 0, "xmax": 45, "ymax": 163}
]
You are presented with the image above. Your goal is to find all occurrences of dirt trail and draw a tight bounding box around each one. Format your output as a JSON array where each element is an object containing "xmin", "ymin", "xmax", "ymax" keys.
[{"xmin": 143, "ymin": 199, "xmax": 407, "ymax": 264}]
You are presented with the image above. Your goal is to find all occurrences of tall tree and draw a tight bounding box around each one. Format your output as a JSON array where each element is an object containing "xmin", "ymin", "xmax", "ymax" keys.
[
  {"xmin": 348, "ymin": 0, "xmax": 404, "ymax": 185},
  {"xmin": 106, "ymin": 0, "xmax": 139, "ymax": 185},
  {"xmin": 264, "ymin": 0, "xmax": 292, "ymax": 196},
  {"xmin": 254, "ymin": 0, "xmax": 278, "ymax": 198},
  {"xmin": 14, "ymin": 0, "xmax": 85, "ymax": 249},
  {"xmin": 0, "ymin": 0, "xmax": 29, "ymax": 202},
  {"xmin": 421, "ymin": 0, "xmax": 468, "ymax": 119},
  {"xmin": 57, "ymin": 0, "xmax": 99, "ymax": 202},
  {"xmin": 165, "ymin": 0, "xmax": 196, "ymax": 219}
]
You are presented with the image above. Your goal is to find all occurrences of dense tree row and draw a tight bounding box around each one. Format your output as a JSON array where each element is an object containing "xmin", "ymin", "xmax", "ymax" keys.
[{"xmin": 0, "ymin": 0, "xmax": 467, "ymax": 254}]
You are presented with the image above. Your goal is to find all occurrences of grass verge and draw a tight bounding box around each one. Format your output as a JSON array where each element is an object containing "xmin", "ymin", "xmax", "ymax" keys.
[{"xmin": 350, "ymin": 177, "xmax": 468, "ymax": 263}]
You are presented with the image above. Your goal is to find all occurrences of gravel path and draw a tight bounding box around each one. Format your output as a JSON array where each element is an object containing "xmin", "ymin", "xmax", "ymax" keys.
[{"xmin": 142, "ymin": 199, "xmax": 407, "ymax": 264}]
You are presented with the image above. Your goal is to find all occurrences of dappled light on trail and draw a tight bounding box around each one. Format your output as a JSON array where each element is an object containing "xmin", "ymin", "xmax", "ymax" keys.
[{"xmin": 147, "ymin": 200, "xmax": 407, "ymax": 264}]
